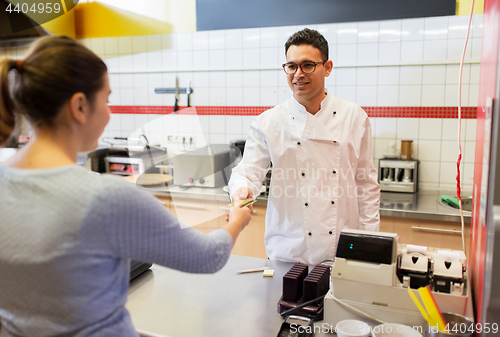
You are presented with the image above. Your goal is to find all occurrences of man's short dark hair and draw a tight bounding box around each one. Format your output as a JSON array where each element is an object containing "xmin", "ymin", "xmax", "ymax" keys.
[{"xmin": 285, "ymin": 28, "xmax": 329, "ymax": 61}]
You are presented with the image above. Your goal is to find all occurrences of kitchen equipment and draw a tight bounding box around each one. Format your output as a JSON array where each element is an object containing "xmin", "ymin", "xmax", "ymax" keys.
[
  {"xmin": 400, "ymin": 140, "xmax": 413, "ymax": 160},
  {"xmin": 87, "ymin": 137, "xmax": 168, "ymax": 176},
  {"xmin": 383, "ymin": 167, "xmax": 395, "ymax": 182},
  {"xmin": 433, "ymin": 259, "xmax": 464, "ymax": 295},
  {"xmin": 398, "ymin": 253, "xmax": 430, "ymax": 289},
  {"xmin": 86, "ymin": 147, "xmax": 129, "ymax": 173},
  {"xmin": 173, "ymin": 144, "xmax": 236, "ymax": 187},
  {"xmin": 104, "ymin": 147, "xmax": 167, "ymax": 176},
  {"xmin": 323, "ymin": 229, "xmax": 473, "ymax": 330},
  {"xmin": 379, "ymin": 159, "xmax": 418, "ymax": 193},
  {"xmin": 403, "ymin": 168, "xmax": 413, "ymax": 183}
]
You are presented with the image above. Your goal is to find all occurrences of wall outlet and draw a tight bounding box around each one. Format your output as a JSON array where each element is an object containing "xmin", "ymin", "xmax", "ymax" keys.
[
  {"xmin": 167, "ymin": 134, "xmax": 196, "ymax": 147},
  {"xmin": 186, "ymin": 134, "xmax": 196, "ymax": 147}
]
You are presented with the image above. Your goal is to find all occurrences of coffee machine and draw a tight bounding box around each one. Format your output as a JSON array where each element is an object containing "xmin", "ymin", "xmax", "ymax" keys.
[{"xmin": 378, "ymin": 159, "xmax": 418, "ymax": 193}]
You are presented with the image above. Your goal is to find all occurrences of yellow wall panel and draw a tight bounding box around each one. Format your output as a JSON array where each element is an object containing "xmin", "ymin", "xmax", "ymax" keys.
[
  {"xmin": 74, "ymin": 2, "xmax": 172, "ymax": 38},
  {"xmin": 41, "ymin": 9, "xmax": 76, "ymax": 38},
  {"xmin": 456, "ymin": 0, "xmax": 484, "ymax": 15}
]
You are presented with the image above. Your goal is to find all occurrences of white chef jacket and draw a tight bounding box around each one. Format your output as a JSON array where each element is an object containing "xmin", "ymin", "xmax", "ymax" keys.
[{"xmin": 229, "ymin": 92, "xmax": 380, "ymax": 265}]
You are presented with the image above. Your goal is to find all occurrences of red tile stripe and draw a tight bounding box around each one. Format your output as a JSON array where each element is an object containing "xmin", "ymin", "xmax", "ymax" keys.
[
  {"xmin": 362, "ymin": 106, "xmax": 477, "ymax": 119},
  {"xmin": 109, "ymin": 106, "xmax": 478, "ymax": 119}
]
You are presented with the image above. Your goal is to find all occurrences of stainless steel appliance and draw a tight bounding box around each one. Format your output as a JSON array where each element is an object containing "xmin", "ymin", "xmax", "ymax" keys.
[
  {"xmin": 378, "ymin": 159, "xmax": 418, "ymax": 193},
  {"xmin": 86, "ymin": 147, "xmax": 129, "ymax": 173},
  {"xmin": 86, "ymin": 137, "xmax": 168, "ymax": 176},
  {"xmin": 173, "ymin": 144, "xmax": 236, "ymax": 187},
  {"xmin": 104, "ymin": 147, "xmax": 168, "ymax": 176}
]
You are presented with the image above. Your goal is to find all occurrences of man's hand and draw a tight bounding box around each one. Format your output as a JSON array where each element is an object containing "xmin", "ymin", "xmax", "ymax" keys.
[
  {"xmin": 227, "ymin": 187, "xmax": 255, "ymax": 222},
  {"xmin": 231, "ymin": 187, "xmax": 253, "ymax": 203}
]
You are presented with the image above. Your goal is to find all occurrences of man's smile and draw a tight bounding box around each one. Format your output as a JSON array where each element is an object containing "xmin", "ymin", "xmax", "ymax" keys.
[{"xmin": 294, "ymin": 81, "xmax": 310, "ymax": 88}]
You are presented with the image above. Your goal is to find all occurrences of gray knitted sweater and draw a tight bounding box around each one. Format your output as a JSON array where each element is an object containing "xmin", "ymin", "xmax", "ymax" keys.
[{"xmin": 0, "ymin": 164, "xmax": 233, "ymax": 337}]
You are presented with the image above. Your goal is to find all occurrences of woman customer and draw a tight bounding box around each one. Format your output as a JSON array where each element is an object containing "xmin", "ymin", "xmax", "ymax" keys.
[{"xmin": 0, "ymin": 36, "xmax": 252, "ymax": 336}]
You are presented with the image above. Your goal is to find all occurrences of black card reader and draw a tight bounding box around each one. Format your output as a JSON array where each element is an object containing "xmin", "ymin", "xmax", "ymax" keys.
[{"xmin": 336, "ymin": 229, "xmax": 397, "ymax": 265}]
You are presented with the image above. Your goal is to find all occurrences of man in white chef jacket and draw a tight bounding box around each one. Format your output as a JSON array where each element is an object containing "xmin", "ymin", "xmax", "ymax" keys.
[{"xmin": 228, "ymin": 28, "xmax": 380, "ymax": 265}]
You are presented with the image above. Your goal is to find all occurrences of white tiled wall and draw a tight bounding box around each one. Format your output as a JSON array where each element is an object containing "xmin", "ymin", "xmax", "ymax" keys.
[
  {"xmin": 371, "ymin": 117, "xmax": 476, "ymax": 192},
  {"xmin": 0, "ymin": 14, "xmax": 483, "ymax": 192}
]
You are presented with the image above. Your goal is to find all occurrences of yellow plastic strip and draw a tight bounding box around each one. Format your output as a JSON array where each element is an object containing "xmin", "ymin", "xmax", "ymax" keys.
[
  {"xmin": 425, "ymin": 286, "xmax": 447, "ymax": 329},
  {"xmin": 407, "ymin": 288, "xmax": 434, "ymax": 326},
  {"xmin": 418, "ymin": 287, "xmax": 446, "ymax": 331}
]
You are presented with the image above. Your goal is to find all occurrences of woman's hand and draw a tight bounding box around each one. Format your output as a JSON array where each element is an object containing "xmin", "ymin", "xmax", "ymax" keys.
[
  {"xmin": 226, "ymin": 201, "xmax": 253, "ymax": 223},
  {"xmin": 228, "ymin": 201, "xmax": 252, "ymax": 229},
  {"xmin": 223, "ymin": 200, "xmax": 253, "ymax": 243}
]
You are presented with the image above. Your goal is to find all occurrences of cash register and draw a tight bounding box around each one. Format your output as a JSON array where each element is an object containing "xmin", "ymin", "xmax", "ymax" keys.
[{"xmin": 323, "ymin": 229, "xmax": 473, "ymax": 328}]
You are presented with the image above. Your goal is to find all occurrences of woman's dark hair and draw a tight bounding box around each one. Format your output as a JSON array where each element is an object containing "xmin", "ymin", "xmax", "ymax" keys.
[
  {"xmin": 0, "ymin": 35, "xmax": 107, "ymax": 145},
  {"xmin": 285, "ymin": 28, "xmax": 329, "ymax": 61}
]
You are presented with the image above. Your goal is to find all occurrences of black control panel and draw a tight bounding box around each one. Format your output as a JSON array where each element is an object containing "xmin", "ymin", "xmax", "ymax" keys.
[{"xmin": 336, "ymin": 232, "xmax": 395, "ymax": 265}]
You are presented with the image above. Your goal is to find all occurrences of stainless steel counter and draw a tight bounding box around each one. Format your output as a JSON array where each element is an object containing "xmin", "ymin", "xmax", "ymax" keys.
[
  {"xmin": 379, "ymin": 190, "xmax": 471, "ymax": 223},
  {"xmin": 127, "ymin": 255, "xmax": 333, "ymax": 337},
  {"xmin": 137, "ymin": 183, "xmax": 471, "ymax": 223},
  {"xmin": 137, "ymin": 183, "xmax": 268, "ymax": 204}
]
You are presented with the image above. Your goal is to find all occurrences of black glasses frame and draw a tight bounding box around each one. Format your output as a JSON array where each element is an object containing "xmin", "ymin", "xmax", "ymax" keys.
[{"xmin": 282, "ymin": 61, "xmax": 326, "ymax": 74}]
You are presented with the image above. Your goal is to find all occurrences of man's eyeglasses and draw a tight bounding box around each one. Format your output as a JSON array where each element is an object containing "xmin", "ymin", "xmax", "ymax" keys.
[{"xmin": 282, "ymin": 61, "xmax": 326, "ymax": 75}]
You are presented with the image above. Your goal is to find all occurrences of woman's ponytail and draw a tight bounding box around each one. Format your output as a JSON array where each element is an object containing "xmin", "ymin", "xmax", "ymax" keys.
[
  {"xmin": 0, "ymin": 36, "xmax": 107, "ymax": 145},
  {"xmin": 0, "ymin": 58, "xmax": 18, "ymax": 145}
]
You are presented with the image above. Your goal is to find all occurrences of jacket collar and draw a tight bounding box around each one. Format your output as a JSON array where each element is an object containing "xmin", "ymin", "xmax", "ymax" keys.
[
  {"xmin": 292, "ymin": 91, "xmax": 337, "ymax": 141},
  {"xmin": 290, "ymin": 89, "xmax": 330, "ymax": 115}
]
